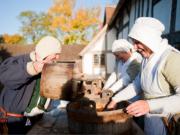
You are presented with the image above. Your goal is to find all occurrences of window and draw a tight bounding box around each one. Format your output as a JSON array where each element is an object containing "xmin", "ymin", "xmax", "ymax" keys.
[
  {"xmin": 118, "ymin": 32, "xmax": 123, "ymax": 39},
  {"xmin": 129, "ymin": 0, "xmax": 136, "ymax": 28},
  {"xmin": 122, "ymin": 26, "xmax": 129, "ymax": 39},
  {"xmin": 153, "ymin": 0, "xmax": 172, "ymax": 34},
  {"xmin": 93, "ymin": 54, "xmax": 105, "ymax": 66},
  {"xmin": 123, "ymin": 10, "xmax": 129, "ymax": 25},
  {"xmin": 176, "ymin": 0, "xmax": 180, "ymax": 31}
]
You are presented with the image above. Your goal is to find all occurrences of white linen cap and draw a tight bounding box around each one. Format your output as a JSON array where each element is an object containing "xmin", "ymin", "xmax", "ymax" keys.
[
  {"xmin": 129, "ymin": 17, "xmax": 165, "ymax": 53},
  {"xmin": 112, "ymin": 39, "xmax": 133, "ymax": 53},
  {"xmin": 30, "ymin": 36, "xmax": 61, "ymax": 61}
]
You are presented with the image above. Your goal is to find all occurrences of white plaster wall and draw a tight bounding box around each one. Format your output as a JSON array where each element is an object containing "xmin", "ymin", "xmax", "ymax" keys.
[
  {"xmin": 106, "ymin": 53, "xmax": 116, "ymax": 74},
  {"xmin": 106, "ymin": 27, "xmax": 117, "ymax": 75},
  {"xmin": 123, "ymin": 10, "xmax": 129, "ymax": 24},
  {"xmin": 82, "ymin": 30, "xmax": 106, "ymax": 75},
  {"xmin": 82, "ymin": 54, "xmax": 93, "ymax": 75},
  {"xmin": 106, "ymin": 28, "xmax": 117, "ymax": 51},
  {"xmin": 91, "ymin": 33, "xmax": 106, "ymax": 52},
  {"xmin": 122, "ymin": 26, "xmax": 129, "ymax": 39},
  {"xmin": 93, "ymin": 66, "xmax": 106, "ymax": 77}
]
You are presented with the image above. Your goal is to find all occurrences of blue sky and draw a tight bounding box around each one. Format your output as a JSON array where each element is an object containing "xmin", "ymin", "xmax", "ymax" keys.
[{"xmin": 0, "ymin": 0, "xmax": 116, "ymax": 35}]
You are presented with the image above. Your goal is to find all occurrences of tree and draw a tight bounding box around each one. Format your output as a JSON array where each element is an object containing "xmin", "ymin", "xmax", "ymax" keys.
[
  {"xmin": 2, "ymin": 34, "xmax": 24, "ymax": 44},
  {"xmin": 48, "ymin": 0, "xmax": 101, "ymax": 45},
  {"xmin": 0, "ymin": 35, "xmax": 4, "ymax": 43},
  {"xmin": 18, "ymin": 0, "xmax": 101, "ymax": 45},
  {"xmin": 18, "ymin": 11, "xmax": 55, "ymax": 43}
]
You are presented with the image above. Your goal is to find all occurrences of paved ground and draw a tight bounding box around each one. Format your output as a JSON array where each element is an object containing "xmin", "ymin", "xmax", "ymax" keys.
[
  {"xmin": 26, "ymin": 107, "xmax": 145, "ymax": 135},
  {"xmin": 27, "ymin": 108, "xmax": 70, "ymax": 135}
]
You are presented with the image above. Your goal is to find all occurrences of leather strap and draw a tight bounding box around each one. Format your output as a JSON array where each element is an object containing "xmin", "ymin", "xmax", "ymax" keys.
[{"xmin": 0, "ymin": 107, "xmax": 24, "ymax": 119}]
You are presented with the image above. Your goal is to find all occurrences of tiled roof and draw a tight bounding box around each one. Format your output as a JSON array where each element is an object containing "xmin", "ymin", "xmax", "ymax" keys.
[
  {"xmin": 0, "ymin": 44, "xmax": 85, "ymax": 61},
  {"xmin": 104, "ymin": 6, "xmax": 116, "ymax": 24},
  {"xmin": 108, "ymin": 0, "xmax": 126, "ymax": 28},
  {"xmin": 0, "ymin": 44, "xmax": 34, "ymax": 60},
  {"xmin": 59, "ymin": 45, "xmax": 85, "ymax": 61}
]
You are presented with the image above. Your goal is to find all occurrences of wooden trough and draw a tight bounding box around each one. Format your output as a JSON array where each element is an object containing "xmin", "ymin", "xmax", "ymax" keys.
[
  {"xmin": 66, "ymin": 100, "xmax": 133, "ymax": 135},
  {"xmin": 172, "ymin": 114, "xmax": 180, "ymax": 135}
]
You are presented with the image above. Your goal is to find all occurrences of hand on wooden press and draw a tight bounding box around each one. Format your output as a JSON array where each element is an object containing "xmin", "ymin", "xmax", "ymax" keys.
[
  {"xmin": 126, "ymin": 100, "xmax": 150, "ymax": 117},
  {"xmin": 106, "ymin": 100, "xmax": 117, "ymax": 111}
]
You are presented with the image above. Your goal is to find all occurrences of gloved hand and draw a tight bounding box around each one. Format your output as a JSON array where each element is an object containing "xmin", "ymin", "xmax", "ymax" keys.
[
  {"xmin": 24, "ymin": 106, "xmax": 44, "ymax": 117},
  {"xmin": 106, "ymin": 100, "xmax": 117, "ymax": 111}
]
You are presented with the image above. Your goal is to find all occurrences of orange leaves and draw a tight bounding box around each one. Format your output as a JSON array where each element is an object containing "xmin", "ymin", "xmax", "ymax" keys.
[
  {"xmin": 17, "ymin": 0, "xmax": 101, "ymax": 45},
  {"xmin": 49, "ymin": 0, "xmax": 101, "ymax": 32},
  {"xmin": 51, "ymin": 16, "xmax": 71, "ymax": 32},
  {"xmin": 63, "ymin": 34, "xmax": 78, "ymax": 44},
  {"xmin": 48, "ymin": 0, "xmax": 75, "ymax": 32},
  {"xmin": 71, "ymin": 8, "xmax": 100, "ymax": 31},
  {"xmin": 48, "ymin": 0, "xmax": 74, "ymax": 17},
  {"xmin": 2, "ymin": 34, "xmax": 23, "ymax": 44}
]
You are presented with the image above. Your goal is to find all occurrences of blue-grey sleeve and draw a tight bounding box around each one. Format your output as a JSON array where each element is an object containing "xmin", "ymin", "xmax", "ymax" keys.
[
  {"xmin": 112, "ymin": 73, "xmax": 142, "ymax": 102},
  {"xmin": 0, "ymin": 56, "xmax": 32, "ymax": 89}
]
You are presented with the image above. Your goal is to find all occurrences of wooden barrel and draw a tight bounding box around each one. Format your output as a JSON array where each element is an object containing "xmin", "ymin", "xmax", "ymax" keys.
[
  {"xmin": 172, "ymin": 114, "xmax": 180, "ymax": 135},
  {"xmin": 66, "ymin": 100, "xmax": 133, "ymax": 135},
  {"xmin": 40, "ymin": 61, "xmax": 75, "ymax": 100}
]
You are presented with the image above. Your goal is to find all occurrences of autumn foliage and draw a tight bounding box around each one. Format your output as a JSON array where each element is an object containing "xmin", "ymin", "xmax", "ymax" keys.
[
  {"xmin": 1, "ymin": 34, "xmax": 24, "ymax": 44},
  {"xmin": 49, "ymin": 0, "xmax": 100, "ymax": 32},
  {"xmin": 47, "ymin": 0, "xmax": 101, "ymax": 45},
  {"xmin": 17, "ymin": 0, "xmax": 101, "ymax": 45}
]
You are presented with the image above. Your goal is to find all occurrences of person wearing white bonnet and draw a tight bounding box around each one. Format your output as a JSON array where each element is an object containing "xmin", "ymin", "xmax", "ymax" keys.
[
  {"xmin": 100, "ymin": 39, "xmax": 141, "ymax": 98},
  {"xmin": 30, "ymin": 36, "xmax": 61, "ymax": 61},
  {"xmin": 27, "ymin": 36, "xmax": 61, "ymax": 75},
  {"xmin": 107, "ymin": 17, "xmax": 180, "ymax": 135},
  {"xmin": 0, "ymin": 36, "xmax": 61, "ymax": 134},
  {"xmin": 129, "ymin": 17, "xmax": 165, "ymax": 53},
  {"xmin": 112, "ymin": 39, "xmax": 134, "ymax": 53}
]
